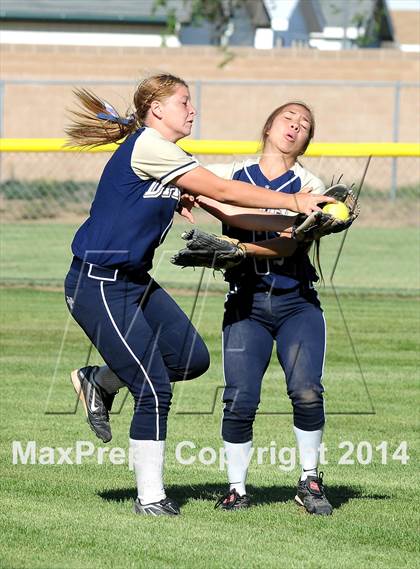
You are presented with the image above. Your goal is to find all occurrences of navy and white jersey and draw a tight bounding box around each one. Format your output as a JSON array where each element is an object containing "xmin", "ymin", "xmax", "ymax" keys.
[
  {"xmin": 72, "ymin": 127, "xmax": 199, "ymax": 273},
  {"xmin": 208, "ymin": 159, "xmax": 325, "ymax": 291}
]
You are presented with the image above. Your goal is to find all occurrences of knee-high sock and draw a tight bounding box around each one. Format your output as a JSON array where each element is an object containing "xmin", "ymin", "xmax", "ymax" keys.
[
  {"xmin": 95, "ymin": 365, "xmax": 126, "ymax": 394},
  {"xmin": 293, "ymin": 426, "xmax": 323, "ymax": 480},
  {"xmin": 129, "ymin": 439, "xmax": 166, "ymax": 504},
  {"xmin": 224, "ymin": 440, "xmax": 252, "ymax": 496}
]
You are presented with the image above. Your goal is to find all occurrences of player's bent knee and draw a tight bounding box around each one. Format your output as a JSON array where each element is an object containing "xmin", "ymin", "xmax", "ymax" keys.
[
  {"xmin": 185, "ymin": 345, "xmax": 211, "ymax": 379},
  {"xmin": 169, "ymin": 344, "xmax": 210, "ymax": 382},
  {"xmin": 289, "ymin": 387, "xmax": 325, "ymax": 431}
]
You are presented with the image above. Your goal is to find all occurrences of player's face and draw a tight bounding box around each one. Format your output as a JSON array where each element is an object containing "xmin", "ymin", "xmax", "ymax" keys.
[
  {"xmin": 158, "ymin": 85, "xmax": 196, "ymax": 142},
  {"xmin": 266, "ymin": 105, "xmax": 312, "ymax": 156}
]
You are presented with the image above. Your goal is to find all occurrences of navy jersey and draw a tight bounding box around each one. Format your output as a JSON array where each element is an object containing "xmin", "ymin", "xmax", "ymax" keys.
[
  {"xmin": 72, "ymin": 127, "xmax": 198, "ymax": 273},
  {"xmin": 209, "ymin": 159, "xmax": 325, "ymax": 291}
]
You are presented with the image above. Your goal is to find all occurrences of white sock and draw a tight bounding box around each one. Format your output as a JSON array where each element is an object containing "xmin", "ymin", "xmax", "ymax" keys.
[
  {"xmin": 95, "ymin": 365, "xmax": 126, "ymax": 394},
  {"xmin": 224, "ymin": 440, "xmax": 252, "ymax": 496},
  {"xmin": 293, "ymin": 426, "xmax": 323, "ymax": 481},
  {"xmin": 129, "ymin": 439, "xmax": 166, "ymax": 505}
]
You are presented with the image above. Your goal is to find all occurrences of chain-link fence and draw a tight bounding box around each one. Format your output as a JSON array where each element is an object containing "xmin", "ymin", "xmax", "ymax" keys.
[
  {"xmin": 0, "ymin": 151, "xmax": 418, "ymax": 222},
  {"xmin": 0, "ymin": 150, "xmax": 418, "ymax": 295}
]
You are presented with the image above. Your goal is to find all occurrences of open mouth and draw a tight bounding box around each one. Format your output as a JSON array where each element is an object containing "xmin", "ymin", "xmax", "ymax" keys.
[{"xmin": 285, "ymin": 133, "xmax": 296, "ymax": 142}]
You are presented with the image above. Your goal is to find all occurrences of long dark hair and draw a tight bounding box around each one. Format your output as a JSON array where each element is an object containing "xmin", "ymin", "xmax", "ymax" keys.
[{"xmin": 65, "ymin": 73, "xmax": 188, "ymax": 148}]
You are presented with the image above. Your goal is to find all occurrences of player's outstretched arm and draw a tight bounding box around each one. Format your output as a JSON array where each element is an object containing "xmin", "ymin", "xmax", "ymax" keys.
[
  {"xmin": 242, "ymin": 234, "xmax": 297, "ymax": 258},
  {"xmin": 174, "ymin": 166, "xmax": 335, "ymax": 215},
  {"xmin": 196, "ymin": 195, "xmax": 297, "ymax": 232},
  {"xmin": 170, "ymin": 229, "xmax": 298, "ymax": 271}
]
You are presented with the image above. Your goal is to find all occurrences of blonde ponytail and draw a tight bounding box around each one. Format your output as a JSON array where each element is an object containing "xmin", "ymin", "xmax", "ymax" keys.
[
  {"xmin": 66, "ymin": 74, "xmax": 189, "ymax": 148},
  {"xmin": 65, "ymin": 89, "xmax": 137, "ymax": 148}
]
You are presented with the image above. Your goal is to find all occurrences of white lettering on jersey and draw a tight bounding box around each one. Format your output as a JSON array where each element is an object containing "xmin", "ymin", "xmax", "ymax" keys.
[{"xmin": 143, "ymin": 181, "xmax": 180, "ymax": 201}]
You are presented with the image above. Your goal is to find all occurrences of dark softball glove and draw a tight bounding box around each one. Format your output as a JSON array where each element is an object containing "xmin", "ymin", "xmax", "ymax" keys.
[
  {"xmin": 170, "ymin": 228, "xmax": 246, "ymax": 270},
  {"xmin": 293, "ymin": 183, "xmax": 360, "ymax": 243}
]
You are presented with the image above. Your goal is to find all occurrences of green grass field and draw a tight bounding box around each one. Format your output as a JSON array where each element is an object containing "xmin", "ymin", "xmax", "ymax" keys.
[
  {"xmin": 1, "ymin": 221, "xmax": 419, "ymax": 568},
  {"xmin": 1, "ymin": 217, "xmax": 419, "ymax": 293}
]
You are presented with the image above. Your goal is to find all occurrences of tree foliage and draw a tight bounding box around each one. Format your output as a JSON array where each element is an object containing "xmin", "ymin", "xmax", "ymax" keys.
[{"xmin": 153, "ymin": 0, "xmax": 244, "ymax": 46}]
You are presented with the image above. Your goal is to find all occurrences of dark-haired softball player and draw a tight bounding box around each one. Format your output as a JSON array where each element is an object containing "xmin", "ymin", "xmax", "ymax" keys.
[
  {"xmin": 200, "ymin": 102, "xmax": 333, "ymax": 515},
  {"xmin": 64, "ymin": 77, "xmax": 334, "ymax": 516}
]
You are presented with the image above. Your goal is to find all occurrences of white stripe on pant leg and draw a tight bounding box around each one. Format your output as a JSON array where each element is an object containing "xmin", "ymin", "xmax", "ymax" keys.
[
  {"xmin": 321, "ymin": 310, "xmax": 327, "ymax": 424},
  {"xmin": 100, "ymin": 281, "xmax": 160, "ymax": 440}
]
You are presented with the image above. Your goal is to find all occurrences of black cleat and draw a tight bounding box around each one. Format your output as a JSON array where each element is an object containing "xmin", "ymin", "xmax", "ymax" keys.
[
  {"xmin": 214, "ymin": 489, "xmax": 251, "ymax": 510},
  {"xmin": 133, "ymin": 497, "xmax": 180, "ymax": 516},
  {"xmin": 70, "ymin": 366, "xmax": 115, "ymax": 443},
  {"xmin": 295, "ymin": 472, "xmax": 333, "ymax": 515}
]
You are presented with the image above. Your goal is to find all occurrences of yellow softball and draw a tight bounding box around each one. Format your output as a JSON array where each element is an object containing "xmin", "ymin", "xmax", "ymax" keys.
[{"xmin": 322, "ymin": 202, "xmax": 350, "ymax": 221}]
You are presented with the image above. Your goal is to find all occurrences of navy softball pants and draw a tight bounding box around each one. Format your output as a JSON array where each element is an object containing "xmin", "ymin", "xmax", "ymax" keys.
[
  {"xmin": 64, "ymin": 258, "xmax": 210, "ymax": 440},
  {"xmin": 222, "ymin": 287, "xmax": 326, "ymax": 443}
]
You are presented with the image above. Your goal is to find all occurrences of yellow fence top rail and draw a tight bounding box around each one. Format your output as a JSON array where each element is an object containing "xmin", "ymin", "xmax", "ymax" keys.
[{"xmin": 0, "ymin": 138, "xmax": 419, "ymax": 157}]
